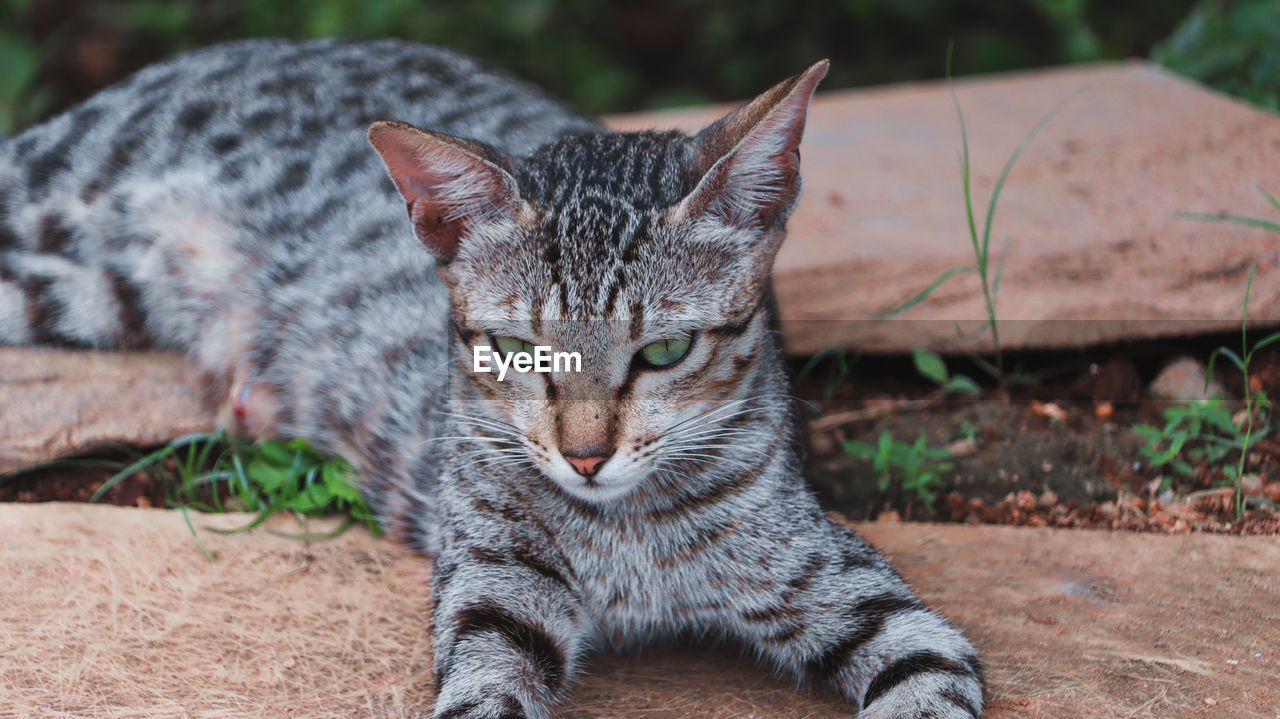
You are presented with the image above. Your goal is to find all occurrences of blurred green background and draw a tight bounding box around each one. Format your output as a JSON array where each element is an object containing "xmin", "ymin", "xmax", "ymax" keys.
[{"xmin": 1, "ymin": 0, "xmax": 1277, "ymax": 134}]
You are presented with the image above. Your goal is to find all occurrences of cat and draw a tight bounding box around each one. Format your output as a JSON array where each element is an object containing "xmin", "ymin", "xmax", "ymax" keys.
[{"xmin": 0, "ymin": 38, "xmax": 983, "ymax": 718}]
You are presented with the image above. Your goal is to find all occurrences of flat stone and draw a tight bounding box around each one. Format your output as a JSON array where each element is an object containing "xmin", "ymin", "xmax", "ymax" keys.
[
  {"xmin": 0, "ymin": 347, "xmax": 214, "ymax": 474},
  {"xmin": 0, "ymin": 503, "xmax": 1275, "ymax": 717},
  {"xmin": 1149, "ymin": 355, "xmax": 1229, "ymax": 401},
  {"xmin": 608, "ymin": 62, "xmax": 1280, "ymax": 354}
]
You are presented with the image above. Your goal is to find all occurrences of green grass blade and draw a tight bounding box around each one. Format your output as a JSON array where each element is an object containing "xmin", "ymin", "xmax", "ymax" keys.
[
  {"xmin": 266, "ymin": 516, "xmax": 356, "ymax": 541},
  {"xmin": 89, "ymin": 445, "xmax": 175, "ymax": 503},
  {"xmin": 1258, "ymin": 185, "xmax": 1280, "ymax": 215},
  {"xmin": 1253, "ymin": 331, "xmax": 1280, "ymax": 354},
  {"xmin": 991, "ymin": 234, "xmax": 1011, "ymax": 303},
  {"xmin": 979, "ymin": 89, "xmax": 1081, "ymax": 261},
  {"xmin": 875, "ymin": 265, "xmax": 976, "ymax": 319},
  {"xmin": 181, "ymin": 506, "xmax": 215, "ymax": 563},
  {"xmin": 1178, "ymin": 212, "xmax": 1280, "ymax": 234},
  {"xmin": 963, "ymin": 351, "xmax": 1002, "ymax": 380},
  {"xmin": 1206, "ymin": 346, "xmax": 1246, "ymax": 378},
  {"xmin": 945, "ymin": 42, "xmax": 980, "ymax": 259}
]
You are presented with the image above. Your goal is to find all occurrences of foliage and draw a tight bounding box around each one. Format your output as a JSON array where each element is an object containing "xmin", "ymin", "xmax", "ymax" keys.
[
  {"xmin": 1205, "ymin": 262, "xmax": 1277, "ymax": 516},
  {"xmin": 0, "ymin": 0, "xmax": 1203, "ymax": 134},
  {"xmin": 842, "ymin": 431, "xmax": 954, "ymax": 510},
  {"xmin": 89, "ymin": 431, "xmax": 381, "ymax": 556},
  {"xmin": 912, "ymin": 347, "xmax": 980, "ymax": 395},
  {"xmin": 796, "ymin": 346, "xmax": 856, "ymax": 400},
  {"xmin": 1154, "ymin": 0, "xmax": 1280, "ymax": 112},
  {"xmin": 1131, "ymin": 398, "xmax": 1260, "ymax": 488},
  {"xmin": 878, "ymin": 46, "xmax": 1071, "ymax": 383},
  {"xmin": 1179, "ymin": 188, "xmax": 1280, "ymax": 516}
]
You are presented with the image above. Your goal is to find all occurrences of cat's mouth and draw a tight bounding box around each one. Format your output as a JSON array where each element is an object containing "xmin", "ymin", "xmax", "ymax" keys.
[{"xmin": 542, "ymin": 455, "xmax": 642, "ymax": 503}]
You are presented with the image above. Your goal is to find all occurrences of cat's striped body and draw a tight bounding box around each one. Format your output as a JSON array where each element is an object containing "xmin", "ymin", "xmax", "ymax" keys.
[{"xmin": 0, "ymin": 39, "xmax": 983, "ymax": 718}]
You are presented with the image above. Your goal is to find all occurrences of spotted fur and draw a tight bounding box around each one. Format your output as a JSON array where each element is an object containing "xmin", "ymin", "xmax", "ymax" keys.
[{"xmin": 0, "ymin": 38, "xmax": 983, "ymax": 718}]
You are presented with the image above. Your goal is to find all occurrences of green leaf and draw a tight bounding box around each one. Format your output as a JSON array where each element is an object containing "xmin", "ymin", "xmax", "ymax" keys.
[
  {"xmin": 255, "ymin": 441, "xmax": 294, "ymax": 467},
  {"xmin": 841, "ymin": 439, "xmax": 872, "ymax": 457},
  {"xmin": 944, "ymin": 374, "xmax": 982, "ymax": 396},
  {"xmin": 246, "ymin": 456, "xmax": 289, "ymax": 493},
  {"xmin": 1253, "ymin": 330, "xmax": 1280, "ymax": 354},
  {"xmin": 323, "ymin": 462, "xmax": 360, "ymax": 503},
  {"xmin": 1131, "ymin": 424, "xmax": 1161, "ymax": 441},
  {"xmin": 912, "ymin": 347, "xmax": 949, "ymax": 385},
  {"xmin": 1207, "ymin": 346, "xmax": 1246, "ymax": 380},
  {"xmin": 874, "ymin": 265, "xmax": 977, "ymax": 319}
]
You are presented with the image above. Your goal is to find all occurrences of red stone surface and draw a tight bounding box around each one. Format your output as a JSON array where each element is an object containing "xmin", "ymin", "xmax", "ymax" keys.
[
  {"xmin": 1, "ymin": 504, "xmax": 1276, "ymax": 718},
  {"xmin": 608, "ymin": 62, "xmax": 1280, "ymax": 354},
  {"xmin": 0, "ymin": 347, "xmax": 213, "ymax": 474}
]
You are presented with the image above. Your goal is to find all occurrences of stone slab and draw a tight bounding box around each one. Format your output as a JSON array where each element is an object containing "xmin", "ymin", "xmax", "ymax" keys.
[
  {"xmin": 607, "ymin": 61, "xmax": 1280, "ymax": 354},
  {"xmin": 0, "ymin": 503, "xmax": 1275, "ymax": 718},
  {"xmin": 0, "ymin": 347, "xmax": 213, "ymax": 474}
]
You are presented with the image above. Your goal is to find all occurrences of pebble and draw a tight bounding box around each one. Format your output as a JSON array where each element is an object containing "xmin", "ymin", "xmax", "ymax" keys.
[
  {"xmin": 1015, "ymin": 491, "xmax": 1037, "ymax": 511},
  {"xmin": 1030, "ymin": 401, "xmax": 1067, "ymax": 422},
  {"xmin": 1148, "ymin": 356, "xmax": 1228, "ymax": 402},
  {"xmin": 809, "ymin": 432, "xmax": 835, "ymax": 456},
  {"xmin": 946, "ymin": 437, "xmax": 978, "ymax": 457},
  {"xmin": 1240, "ymin": 475, "xmax": 1263, "ymax": 496}
]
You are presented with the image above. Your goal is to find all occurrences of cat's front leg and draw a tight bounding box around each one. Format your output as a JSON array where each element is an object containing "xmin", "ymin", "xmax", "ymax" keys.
[
  {"xmin": 739, "ymin": 522, "xmax": 984, "ymax": 718},
  {"xmin": 429, "ymin": 540, "xmax": 589, "ymax": 719}
]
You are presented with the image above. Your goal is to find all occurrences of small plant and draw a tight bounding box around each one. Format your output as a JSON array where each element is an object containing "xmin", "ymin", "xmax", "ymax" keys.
[
  {"xmin": 879, "ymin": 44, "xmax": 1074, "ymax": 385},
  {"xmin": 842, "ymin": 431, "xmax": 954, "ymax": 510},
  {"xmin": 1132, "ymin": 398, "xmax": 1249, "ymax": 490},
  {"xmin": 1205, "ymin": 262, "xmax": 1277, "ymax": 517},
  {"xmin": 912, "ymin": 347, "xmax": 980, "ymax": 395},
  {"xmin": 796, "ymin": 346, "xmax": 857, "ymax": 400},
  {"xmin": 1182, "ymin": 187, "xmax": 1280, "ymax": 517},
  {"xmin": 89, "ymin": 431, "xmax": 381, "ymax": 557}
]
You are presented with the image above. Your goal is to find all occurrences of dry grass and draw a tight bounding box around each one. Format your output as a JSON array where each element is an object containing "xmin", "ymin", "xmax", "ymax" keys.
[{"xmin": 2, "ymin": 503, "xmax": 1278, "ymax": 718}]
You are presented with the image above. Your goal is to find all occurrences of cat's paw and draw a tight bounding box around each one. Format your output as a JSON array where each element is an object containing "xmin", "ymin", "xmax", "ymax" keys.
[
  {"xmin": 860, "ymin": 674, "xmax": 983, "ymax": 719},
  {"xmin": 432, "ymin": 692, "xmax": 531, "ymax": 719}
]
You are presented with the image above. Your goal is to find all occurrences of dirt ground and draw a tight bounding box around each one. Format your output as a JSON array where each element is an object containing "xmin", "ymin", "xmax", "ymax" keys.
[
  {"xmin": 797, "ymin": 339, "xmax": 1280, "ymax": 535},
  {"xmin": 1, "ymin": 503, "xmax": 1276, "ymax": 718}
]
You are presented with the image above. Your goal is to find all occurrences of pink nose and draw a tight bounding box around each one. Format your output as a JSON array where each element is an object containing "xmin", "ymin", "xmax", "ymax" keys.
[{"xmin": 564, "ymin": 454, "xmax": 608, "ymax": 478}]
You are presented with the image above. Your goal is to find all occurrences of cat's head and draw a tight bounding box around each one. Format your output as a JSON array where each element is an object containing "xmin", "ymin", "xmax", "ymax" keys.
[{"xmin": 369, "ymin": 61, "xmax": 827, "ymax": 503}]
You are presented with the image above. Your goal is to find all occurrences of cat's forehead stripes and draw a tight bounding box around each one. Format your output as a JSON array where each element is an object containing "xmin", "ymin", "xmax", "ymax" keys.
[{"xmin": 516, "ymin": 131, "xmax": 695, "ymax": 317}]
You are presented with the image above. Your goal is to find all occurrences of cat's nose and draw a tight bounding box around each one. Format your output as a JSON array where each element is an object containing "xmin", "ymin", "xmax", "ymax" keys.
[{"xmin": 563, "ymin": 452, "xmax": 610, "ymax": 478}]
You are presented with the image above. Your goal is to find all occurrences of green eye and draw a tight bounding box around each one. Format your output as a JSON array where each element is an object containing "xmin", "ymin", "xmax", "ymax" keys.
[
  {"xmin": 493, "ymin": 335, "xmax": 536, "ymax": 360},
  {"xmin": 638, "ymin": 334, "xmax": 693, "ymax": 368}
]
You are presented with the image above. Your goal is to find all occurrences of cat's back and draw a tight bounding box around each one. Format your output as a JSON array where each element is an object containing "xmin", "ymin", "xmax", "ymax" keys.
[{"xmin": 2, "ymin": 38, "xmax": 603, "ymax": 210}]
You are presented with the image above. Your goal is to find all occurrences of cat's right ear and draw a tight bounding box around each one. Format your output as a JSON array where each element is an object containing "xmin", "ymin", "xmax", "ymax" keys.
[{"xmin": 367, "ymin": 121, "xmax": 520, "ymax": 263}]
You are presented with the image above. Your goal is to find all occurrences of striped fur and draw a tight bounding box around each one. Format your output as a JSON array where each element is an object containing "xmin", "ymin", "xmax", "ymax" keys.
[{"xmin": 0, "ymin": 39, "xmax": 982, "ymax": 717}]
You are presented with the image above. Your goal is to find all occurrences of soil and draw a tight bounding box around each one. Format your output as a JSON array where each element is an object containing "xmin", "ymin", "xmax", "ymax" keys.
[
  {"xmin": 3, "ymin": 332, "xmax": 1278, "ymax": 535},
  {"xmin": 795, "ymin": 331, "xmax": 1280, "ymax": 535}
]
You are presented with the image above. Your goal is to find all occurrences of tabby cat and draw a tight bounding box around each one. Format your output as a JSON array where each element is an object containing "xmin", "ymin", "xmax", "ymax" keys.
[{"xmin": 0, "ymin": 39, "xmax": 983, "ymax": 718}]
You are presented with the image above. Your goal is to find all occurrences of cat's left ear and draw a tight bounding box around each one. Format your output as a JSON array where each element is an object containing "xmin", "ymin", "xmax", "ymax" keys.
[
  {"xmin": 675, "ymin": 60, "xmax": 829, "ymax": 231},
  {"xmin": 368, "ymin": 121, "xmax": 521, "ymax": 264}
]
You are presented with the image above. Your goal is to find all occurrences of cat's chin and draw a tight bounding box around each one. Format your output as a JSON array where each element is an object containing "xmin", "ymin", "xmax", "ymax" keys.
[{"xmin": 547, "ymin": 476, "xmax": 640, "ymax": 504}]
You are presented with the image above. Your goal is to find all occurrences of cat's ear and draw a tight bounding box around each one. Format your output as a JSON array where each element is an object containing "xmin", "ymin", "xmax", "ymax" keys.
[
  {"xmin": 367, "ymin": 121, "xmax": 520, "ymax": 263},
  {"xmin": 675, "ymin": 60, "xmax": 828, "ymax": 231}
]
